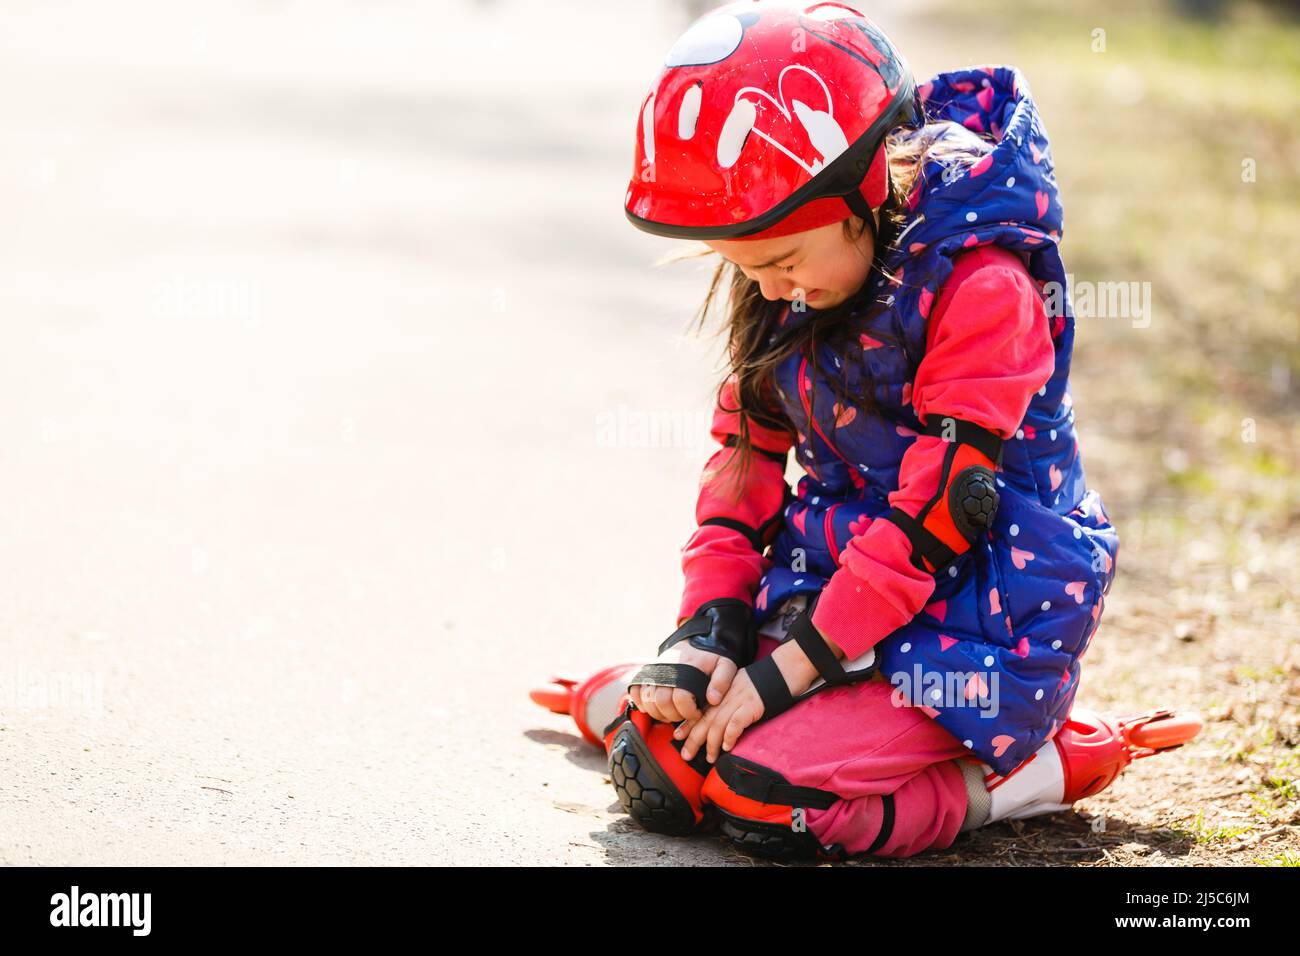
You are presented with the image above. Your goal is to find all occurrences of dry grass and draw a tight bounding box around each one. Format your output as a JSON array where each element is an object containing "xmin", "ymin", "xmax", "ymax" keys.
[{"xmin": 879, "ymin": 0, "xmax": 1300, "ymax": 866}]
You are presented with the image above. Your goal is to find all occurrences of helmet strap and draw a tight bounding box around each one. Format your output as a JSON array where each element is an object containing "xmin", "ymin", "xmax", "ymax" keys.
[
  {"xmin": 843, "ymin": 187, "xmax": 876, "ymax": 234},
  {"xmin": 842, "ymin": 172, "xmax": 900, "ymax": 274}
]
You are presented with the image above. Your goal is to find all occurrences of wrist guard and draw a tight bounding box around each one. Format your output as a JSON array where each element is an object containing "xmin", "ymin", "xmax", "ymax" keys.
[{"xmin": 628, "ymin": 598, "xmax": 757, "ymax": 711}]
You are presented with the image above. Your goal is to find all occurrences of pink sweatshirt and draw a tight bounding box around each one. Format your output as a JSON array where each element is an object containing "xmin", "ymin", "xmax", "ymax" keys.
[{"xmin": 677, "ymin": 245, "xmax": 1056, "ymax": 660}]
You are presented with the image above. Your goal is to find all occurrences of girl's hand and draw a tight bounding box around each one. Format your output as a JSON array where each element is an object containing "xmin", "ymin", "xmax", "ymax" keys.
[
  {"xmin": 676, "ymin": 640, "xmax": 821, "ymax": 763},
  {"xmin": 628, "ymin": 643, "xmax": 739, "ymax": 724}
]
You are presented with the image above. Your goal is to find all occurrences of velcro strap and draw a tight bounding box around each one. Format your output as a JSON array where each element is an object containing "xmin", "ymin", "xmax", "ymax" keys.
[
  {"xmin": 746, "ymin": 655, "xmax": 797, "ymax": 721},
  {"xmin": 921, "ymin": 415, "xmax": 1003, "ymax": 467},
  {"xmin": 658, "ymin": 617, "xmax": 713, "ymax": 655},
  {"xmin": 713, "ymin": 753, "xmax": 839, "ymax": 811},
  {"xmin": 628, "ymin": 663, "xmax": 710, "ymax": 710},
  {"xmin": 865, "ymin": 793, "xmax": 896, "ymax": 853},
  {"xmin": 786, "ymin": 612, "xmax": 850, "ymax": 688},
  {"xmin": 884, "ymin": 505, "xmax": 958, "ymax": 575},
  {"xmin": 602, "ymin": 700, "xmax": 636, "ymax": 740}
]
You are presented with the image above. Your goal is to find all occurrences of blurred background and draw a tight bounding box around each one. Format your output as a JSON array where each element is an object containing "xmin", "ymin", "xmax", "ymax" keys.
[{"xmin": 0, "ymin": 0, "xmax": 1294, "ymax": 865}]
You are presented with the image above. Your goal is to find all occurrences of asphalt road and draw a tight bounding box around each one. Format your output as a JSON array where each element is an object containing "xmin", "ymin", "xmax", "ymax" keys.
[{"xmin": 0, "ymin": 0, "xmax": 933, "ymax": 865}]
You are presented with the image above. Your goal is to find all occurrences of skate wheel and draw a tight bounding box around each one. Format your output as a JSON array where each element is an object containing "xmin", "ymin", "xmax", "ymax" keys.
[{"xmin": 1128, "ymin": 712, "xmax": 1203, "ymax": 750}]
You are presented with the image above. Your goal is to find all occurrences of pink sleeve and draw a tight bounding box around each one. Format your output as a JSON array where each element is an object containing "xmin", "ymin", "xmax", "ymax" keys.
[
  {"xmin": 810, "ymin": 246, "xmax": 1056, "ymax": 659},
  {"xmin": 677, "ymin": 375, "xmax": 794, "ymax": 625}
]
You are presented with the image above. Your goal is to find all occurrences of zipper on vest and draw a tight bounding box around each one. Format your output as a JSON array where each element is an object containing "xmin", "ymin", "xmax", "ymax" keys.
[
  {"xmin": 796, "ymin": 353, "xmax": 857, "ymax": 473},
  {"xmin": 823, "ymin": 503, "xmax": 841, "ymax": 566}
]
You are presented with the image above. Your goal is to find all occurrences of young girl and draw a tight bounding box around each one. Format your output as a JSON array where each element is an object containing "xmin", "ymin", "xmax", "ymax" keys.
[{"xmin": 531, "ymin": 0, "xmax": 1200, "ymax": 861}]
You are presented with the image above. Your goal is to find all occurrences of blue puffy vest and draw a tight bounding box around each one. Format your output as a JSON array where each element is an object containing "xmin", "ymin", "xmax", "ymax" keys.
[{"xmin": 751, "ymin": 66, "xmax": 1119, "ymax": 776}]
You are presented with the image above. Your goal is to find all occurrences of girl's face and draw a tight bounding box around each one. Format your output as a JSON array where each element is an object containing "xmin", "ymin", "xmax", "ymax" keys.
[{"xmin": 704, "ymin": 215, "xmax": 875, "ymax": 311}]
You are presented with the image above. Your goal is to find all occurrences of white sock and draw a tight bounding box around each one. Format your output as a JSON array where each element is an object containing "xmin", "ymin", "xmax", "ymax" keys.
[{"xmin": 959, "ymin": 740, "xmax": 1072, "ymax": 831}]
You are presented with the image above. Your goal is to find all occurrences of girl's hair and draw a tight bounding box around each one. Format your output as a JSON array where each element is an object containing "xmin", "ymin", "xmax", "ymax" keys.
[{"xmin": 667, "ymin": 119, "xmax": 991, "ymax": 505}]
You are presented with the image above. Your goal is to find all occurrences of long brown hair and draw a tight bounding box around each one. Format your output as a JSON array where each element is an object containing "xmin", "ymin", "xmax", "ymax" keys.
[{"xmin": 664, "ymin": 120, "xmax": 990, "ymax": 506}]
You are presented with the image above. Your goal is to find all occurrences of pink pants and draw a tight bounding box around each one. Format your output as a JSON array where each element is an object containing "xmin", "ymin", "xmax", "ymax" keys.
[{"xmin": 724, "ymin": 604, "xmax": 971, "ymax": 857}]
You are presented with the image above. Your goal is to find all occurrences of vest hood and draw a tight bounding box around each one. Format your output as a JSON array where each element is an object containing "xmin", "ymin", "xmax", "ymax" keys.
[
  {"xmin": 768, "ymin": 63, "xmax": 1062, "ymax": 347},
  {"xmin": 898, "ymin": 65, "xmax": 1063, "ymax": 251}
]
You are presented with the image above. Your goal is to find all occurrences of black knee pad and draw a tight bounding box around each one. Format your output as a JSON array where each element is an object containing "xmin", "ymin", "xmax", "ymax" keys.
[{"xmin": 605, "ymin": 704, "xmax": 714, "ymax": 837}]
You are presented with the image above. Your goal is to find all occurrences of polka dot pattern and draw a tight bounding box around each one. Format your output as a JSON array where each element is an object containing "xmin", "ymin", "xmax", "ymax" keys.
[{"xmin": 730, "ymin": 65, "xmax": 1119, "ymax": 777}]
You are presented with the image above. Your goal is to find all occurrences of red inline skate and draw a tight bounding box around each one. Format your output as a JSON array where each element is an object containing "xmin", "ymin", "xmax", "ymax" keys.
[{"xmin": 967, "ymin": 706, "xmax": 1205, "ymax": 826}]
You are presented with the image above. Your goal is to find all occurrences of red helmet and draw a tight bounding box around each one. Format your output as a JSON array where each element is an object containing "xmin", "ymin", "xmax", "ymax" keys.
[{"xmin": 624, "ymin": 1, "xmax": 920, "ymax": 242}]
